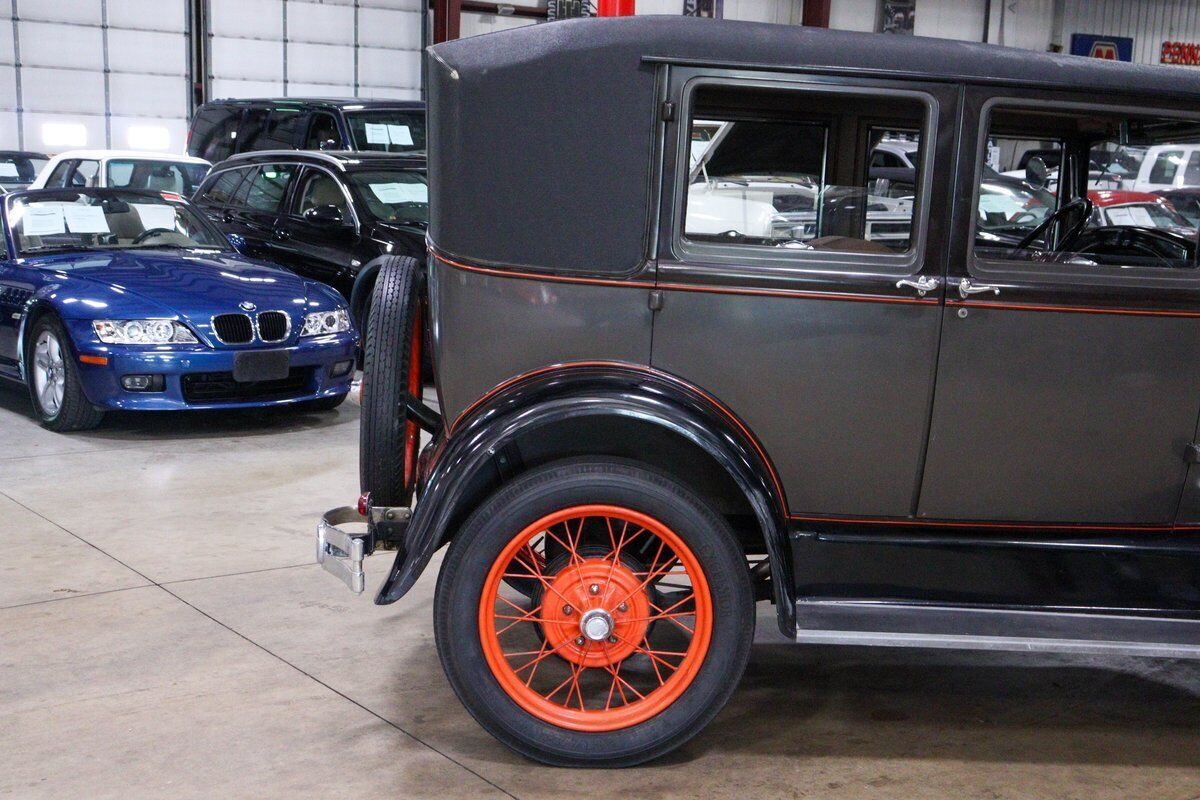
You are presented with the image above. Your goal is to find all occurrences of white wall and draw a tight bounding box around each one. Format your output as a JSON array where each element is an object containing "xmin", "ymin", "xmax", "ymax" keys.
[
  {"xmin": 209, "ymin": 0, "xmax": 423, "ymax": 103},
  {"xmin": 0, "ymin": 0, "xmax": 190, "ymax": 154}
]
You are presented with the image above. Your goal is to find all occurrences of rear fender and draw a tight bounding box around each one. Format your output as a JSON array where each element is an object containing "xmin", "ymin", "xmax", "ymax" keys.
[{"xmin": 374, "ymin": 362, "xmax": 797, "ymax": 635}]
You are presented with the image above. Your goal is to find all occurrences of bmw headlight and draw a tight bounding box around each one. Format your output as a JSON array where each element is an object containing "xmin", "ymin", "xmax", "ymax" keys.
[
  {"xmin": 93, "ymin": 319, "xmax": 198, "ymax": 345},
  {"xmin": 301, "ymin": 308, "xmax": 351, "ymax": 337}
]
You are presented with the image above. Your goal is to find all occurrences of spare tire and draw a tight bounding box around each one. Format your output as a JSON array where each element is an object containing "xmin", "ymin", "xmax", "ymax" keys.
[{"xmin": 359, "ymin": 255, "xmax": 424, "ymax": 507}]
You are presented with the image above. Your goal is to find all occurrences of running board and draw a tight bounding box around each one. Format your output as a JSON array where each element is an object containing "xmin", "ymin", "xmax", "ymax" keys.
[{"xmin": 795, "ymin": 601, "xmax": 1200, "ymax": 659}]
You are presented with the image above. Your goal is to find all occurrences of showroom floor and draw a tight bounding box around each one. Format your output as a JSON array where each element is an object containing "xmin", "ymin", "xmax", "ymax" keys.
[{"xmin": 4, "ymin": 383, "xmax": 1200, "ymax": 800}]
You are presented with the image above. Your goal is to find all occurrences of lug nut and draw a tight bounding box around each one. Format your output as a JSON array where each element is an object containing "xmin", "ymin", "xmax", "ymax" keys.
[
  {"xmin": 608, "ymin": 636, "xmax": 618, "ymax": 643},
  {"xmin": 617, "ymin": 602, "xmax": 628, "ymax": 612},
  {"xmin": 562, "ymin": 604, "xmax": 573, "ymax": 615},
  {"xmin": 574, "ymin": 637, "xmax": 585, "ymax": 646},
  {"xmin": 588, "ymin": 584, "xmax": 600, "ymax": 595}
]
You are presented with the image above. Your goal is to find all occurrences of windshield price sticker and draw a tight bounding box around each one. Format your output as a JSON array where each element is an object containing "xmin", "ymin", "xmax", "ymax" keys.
[
  {"xmin": 386, "ymin": 125, "xmax": 413, "ymax": 146},
  {"xmin": 132, "ymin": 203, "xmax": 178, "ymax": 232},
  {"xmin": 0, "ymin": 162, "xmax": 19, "ymax": 178},
  {"xmin": 364, "ymin": 123, "xmax": 390, "ymax": 145},
  {"xmin": 63, "ymin": 204, "xmax": 111, "ymax": 234},
  {"xmin": 370, "ymin": 182, "xmax": 429, "ymax": 204},
  {"xmin": 23, "ymin": 205, "xmax": 66, "ymax": 236}
]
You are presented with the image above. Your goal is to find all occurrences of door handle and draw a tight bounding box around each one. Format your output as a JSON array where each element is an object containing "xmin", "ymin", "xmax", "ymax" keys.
[
  {"xmin": 895, "ymin": 275, "xmax": 940, "ymax": 296},
  {"xmin": 958, "ymin": 278, "xmax": 1000, "ymax": 298}
]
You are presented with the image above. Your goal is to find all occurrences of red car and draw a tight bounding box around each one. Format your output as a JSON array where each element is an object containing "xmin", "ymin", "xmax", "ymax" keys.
[{"xmin": 1088, "ymin": 189, "xmax": 1195, "ymax": 237}]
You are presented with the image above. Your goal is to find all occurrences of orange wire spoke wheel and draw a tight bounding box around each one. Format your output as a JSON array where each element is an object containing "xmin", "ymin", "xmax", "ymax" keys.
[{"xmin": 479, "ymin": 504, "xmax": 713, "ymax": 732}]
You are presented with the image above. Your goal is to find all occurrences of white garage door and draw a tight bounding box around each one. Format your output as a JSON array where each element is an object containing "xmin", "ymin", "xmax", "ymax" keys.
[
  {"xmin": 208, "ymin": 0, "xmax": 422, "ymax": 102},
  {"xmin": 0, "ymin": 0, "xmax": 190, "ymax": 154}
]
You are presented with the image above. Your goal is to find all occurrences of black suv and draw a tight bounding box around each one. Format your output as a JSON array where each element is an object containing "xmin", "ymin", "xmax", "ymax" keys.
[
  {"xmin": 191, "ymin": 150, "xmax": 426, "ymax": 326},
  {"xmin": 188, "ymin": 98, "xmax": 425, "ymax": 163}
]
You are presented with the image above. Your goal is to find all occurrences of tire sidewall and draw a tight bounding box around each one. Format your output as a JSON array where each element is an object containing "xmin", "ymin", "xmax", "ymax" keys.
[
  {"xmin": 435, "ymin": 461, "xmax": 754, "ymax": 766},
  {"xmin": 26, "ymin": 316, "xmax": 71, "ymax": 424}
]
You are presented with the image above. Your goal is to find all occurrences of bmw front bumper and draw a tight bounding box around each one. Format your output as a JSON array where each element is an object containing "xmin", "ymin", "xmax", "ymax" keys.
[{"xmin": 65, "ymin": 322, "xmax": 357, "ymax": 411}]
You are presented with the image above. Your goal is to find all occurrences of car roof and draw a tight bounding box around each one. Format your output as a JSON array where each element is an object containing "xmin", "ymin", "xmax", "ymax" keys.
[
  {"xmin": 0, "ymin": 150, "xmax": 48, "ymax": 158},
  {"xmin": 215, "ymin": 149, "xmax": 426, "ymax": 172},
  {"xmin": 427, "ymin": 16, "xmax": 1200, "ymax": 277},
  {"xmin": 47, "ymin": 149, "xmax": 211, "ymax": 165},
  {"xmin": 200, "ymin": 97, "xmax": 424, "ymax": 111},
  {"xmin": 1089, "ymin": 189, "xmax": 1169, "ymax": 206}
]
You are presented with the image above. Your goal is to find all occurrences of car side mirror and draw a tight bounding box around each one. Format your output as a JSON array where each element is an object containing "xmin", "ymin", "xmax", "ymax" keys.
[
  {"xmin": 303, "ymin": 204, "xmax": 345, "ymax": 226},
  {"xmin": 1025, "ymin": 156, "xmax": 1049, "ymax": 190},
  {"xmin": 225, "ymin": 232, "xmax": 246, "ymax": 252}
]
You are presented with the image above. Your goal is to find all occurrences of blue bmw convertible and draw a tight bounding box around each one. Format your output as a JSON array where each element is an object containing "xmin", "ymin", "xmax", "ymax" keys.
[{"xmin": 0, "ymin": 188, "xmax": 357, "ymax": 431}]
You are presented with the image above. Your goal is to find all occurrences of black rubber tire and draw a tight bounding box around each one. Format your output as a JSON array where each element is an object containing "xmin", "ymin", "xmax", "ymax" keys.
[
  {"xmin": 25, "ymin": 314, "xmax": 105, "ymax": 432},
  {"xmin": 359, "ymin": 255, "xmax": 423, "ymax": 506},
  {"xmin": 299, "ymin": 392, "xmax": 348, "ymax": 412},
  {"xmin": 434, "ymin": 458, "xmax": 755, "ymax": 767}
]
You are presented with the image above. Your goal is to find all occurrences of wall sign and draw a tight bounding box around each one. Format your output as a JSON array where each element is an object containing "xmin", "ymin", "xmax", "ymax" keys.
[
  {"xmin": 1162, "ymin": 40, "xmax": 1200, "ymax": 66},
  {"xmin": 1070, "ymin": 33, "xmax": 1133, "ymax": 62}
]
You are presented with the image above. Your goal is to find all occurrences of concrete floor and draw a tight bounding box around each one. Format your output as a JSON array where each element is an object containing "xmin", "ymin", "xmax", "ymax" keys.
[{"xmin": 4, "ymin": 382, "xmax": 1200, "ymax": 799}]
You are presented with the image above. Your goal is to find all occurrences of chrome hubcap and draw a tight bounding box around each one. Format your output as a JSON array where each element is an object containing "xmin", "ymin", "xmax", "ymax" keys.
[
  {"xmin": 579, "ymin": 608, "xmax": 615, "ymax": 642},
  {"xmin": 32, "ymin": 330, "xmax": 66, "ymax": 416}
]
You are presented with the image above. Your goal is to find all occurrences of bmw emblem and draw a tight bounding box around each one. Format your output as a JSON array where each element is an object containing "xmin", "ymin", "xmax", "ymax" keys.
[{"xmin": 239, "ymin": 301, "xmax": 257, "ymax": 312}]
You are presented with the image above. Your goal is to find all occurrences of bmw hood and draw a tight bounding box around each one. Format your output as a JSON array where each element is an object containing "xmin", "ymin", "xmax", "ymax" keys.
[{"xmin": 35, "ymin": 249, "xmax": 343, "ymax": 342}]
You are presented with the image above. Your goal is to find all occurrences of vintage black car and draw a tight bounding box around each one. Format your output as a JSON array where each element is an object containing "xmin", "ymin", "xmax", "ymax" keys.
[
  {"xmin": 192, "ymin": 150, "xmax": 426, "ymax": 328},
  {"xmin": 318, "ymin": 17, "xmax": 1200, "ymax": 767}
]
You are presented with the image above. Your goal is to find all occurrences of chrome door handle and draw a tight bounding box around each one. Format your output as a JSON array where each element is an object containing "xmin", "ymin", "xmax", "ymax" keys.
[
  {"xmin": 895, "ymin": 275, "xmax": 940, "ymax": 296},
  {"xmin": 958, "ymin": 278, "xmax": 1000, "ymax": 298}
]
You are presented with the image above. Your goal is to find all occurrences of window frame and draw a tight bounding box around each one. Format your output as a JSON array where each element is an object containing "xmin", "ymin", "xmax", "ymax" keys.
[
  {"xmin": 670, "ymin": 75, "xmax": 937, "ymax": 277},
  {"xmin": 286, "ymin": 165, "xmax": 360, "ymax": 232},
  {"xmin": 969, "ymin": 95, "xmax": 1200, "ymax": 286}
]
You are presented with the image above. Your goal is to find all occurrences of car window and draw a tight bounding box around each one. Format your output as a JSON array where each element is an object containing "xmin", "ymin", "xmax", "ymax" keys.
[
  {"xmin": 1149, "ymin": 149, "xmax": 1184, "ymax": 185},
  {"xmin": 975, "ymin": 106, "xmax": 1198, "ymax": 271},
  {"xmin": 72, "ymin": 160, "xmax": 100, "ymax": 187},
  {"xmin": 0, "ymin": 154, "xmax": 46, "ymax": 188},
  {"xmin": 242, "ymin": 164, "xmax": 296, "ymax": 213},
  {"xmin": 9, "ymin": 190, "xmax": 229, "ymax": 255},
  {"xmin": 306, "ymin": 113, "xmax": 343, "ymax": 150},
  {"xmin": 106, "ymin": 160, "xmax": 210, "ymax": 196},
  {"xmin": 236, "ymin": 108, "xmax": 270, "ymax": 152},
  {"xmin": 190, "ymin": 105, "xmax": 241, "ymax": 161},
  {"xmin": 1185, "ymin": 152, "xmax": 1200, "ymax": 186},
  {"xmin": 344, "ymin": 110, "xmax": 425, "ymax": 153},
  {"xmin": 43, "ymin": 159, "xmax": 74, "ymax": 188},
  {"xmin": 295, "ymin": 170, "xmax": 349, "ymax": 218},
  {"xmin": 683, "ymin": 85, "xmax": 926, "ymax": 255},
  {"xmin": 200, "ymin": 168, "xmax": 249, "ymax": 206},
  {"xmin": 346, "ymin": 168, "xmax": 428, "ymax": 225}
]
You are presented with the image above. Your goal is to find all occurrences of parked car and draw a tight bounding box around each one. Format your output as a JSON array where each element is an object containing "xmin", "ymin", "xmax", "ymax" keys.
[
  {"xmin": 317, "ymin": 17, "xmax": 1200, "ymax": 767},
  {"xmin": 0, "ymin": 188, "xmax": 356, "ymax": 431},
  {"xmin": 31, "ymin": 150, "xmax": 212, "ymax": 196},
  {"xmin": 0, "ymin": 150, "xmax": 48, "ymax": 191},
  {"xmin": 191, "ymin": 150, "xmax": 427, "ymax": 328},
  {"xmin": 1088, "ymin": 189, "xmax": 1196, "ymax": 238},
  {"xmin": 188, "ymin": 98, "xmax": 425, "ymax": 163},
  {"xmin": 1130, "ymin": 142, "xmax": 1200, "ymax": 193}
]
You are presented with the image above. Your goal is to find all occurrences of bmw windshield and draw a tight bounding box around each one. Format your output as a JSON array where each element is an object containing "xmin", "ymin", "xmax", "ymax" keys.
[{"xmin": 7, "ymin": 189, "xmax": 230, "ymax": 258}]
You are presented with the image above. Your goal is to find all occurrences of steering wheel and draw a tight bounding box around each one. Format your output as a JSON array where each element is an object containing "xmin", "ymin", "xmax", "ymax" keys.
[
  {"xmin": 132, "ymin": 227, "xmax": 175, "ymax": 245},
  {"xmin": 1013, "ymin": 197, "xmax": 1094, "ymax": 254},
  {"xmin": 1072, "ymin": 226, "xmax": 1191, "ymax": 269}
]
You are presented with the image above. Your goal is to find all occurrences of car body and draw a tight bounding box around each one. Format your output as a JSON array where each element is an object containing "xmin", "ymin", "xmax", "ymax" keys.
[
  {"xmin": 31, "ymin": 150, "xmax": 212, "ymax": 196},
  {"xmin": 0, "ymin": 150, "xmax": 49, "ymax": 192},
  {"xmin": 316, "ymin": 17, "xmax": 1200, "ymax": 767},
  {"xmin": 0, "ymin": 188, "xmax": 356, "ymax": 429},
  {"xmin": 187, "ymin": 98, "xmax": 425, "ymax": 163},
  {"xmin": 191, "ymin": 150, "xmax": 427, "ymax": 326},
  {"xmin": 1131, "ymin": 142, "xmax": 1200, "ymax": 193}
]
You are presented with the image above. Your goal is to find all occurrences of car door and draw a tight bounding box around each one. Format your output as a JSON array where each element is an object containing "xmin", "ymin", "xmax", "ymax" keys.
[
  {"xmin": 225, "ymin": 163, "xmax": 296, "ymax": 260},
  {"xmin": 269, "ymin": 166, "xmax": 360, "ymax": 299},
  {"xmin": 652, "ymin": 70, "xmax": 957, "ymax": 518},
  {"xmin": 0, "ymin": 223, "xmax": 33, "ymax": 372},
  {"xmin": 917, "ymin": 87, "xmax": 1200, "ymax": 525}
]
